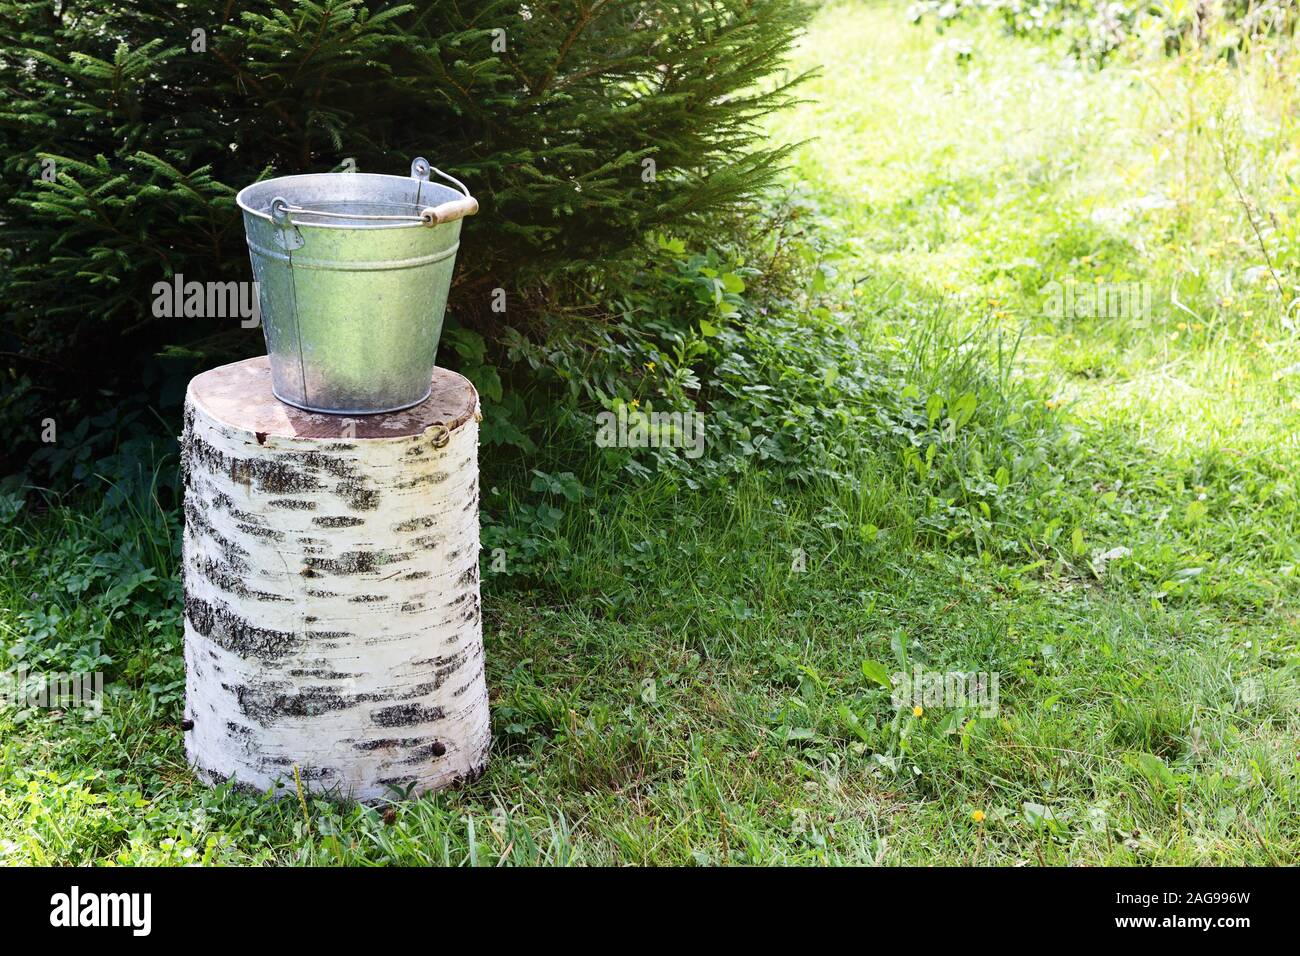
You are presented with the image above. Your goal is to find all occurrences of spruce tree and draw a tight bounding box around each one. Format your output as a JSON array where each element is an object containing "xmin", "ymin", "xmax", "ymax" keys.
[{"xmin": 0, "ymin": 0, "xmax": 809, "ymax": 420}]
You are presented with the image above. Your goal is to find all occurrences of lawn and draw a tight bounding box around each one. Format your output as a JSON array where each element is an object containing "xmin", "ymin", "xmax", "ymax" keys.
[{"xmin": 1, "ymin": 1, "xmax": 1297, "ymax": 865}]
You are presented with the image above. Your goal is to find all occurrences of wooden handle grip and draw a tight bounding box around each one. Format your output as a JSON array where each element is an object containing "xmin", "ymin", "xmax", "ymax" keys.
[{"xmin": 420, "ymin": 196, "xmax": 479, "ymax": 225}]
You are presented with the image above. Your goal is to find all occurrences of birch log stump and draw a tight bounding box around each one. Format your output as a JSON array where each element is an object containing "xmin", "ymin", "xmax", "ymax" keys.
[{"xmin": 181, "ymin": 356, "xmax": 490, "ymax": 802}]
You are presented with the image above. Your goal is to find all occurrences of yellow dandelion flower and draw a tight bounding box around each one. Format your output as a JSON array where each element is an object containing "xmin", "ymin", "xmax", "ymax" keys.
[
  {"xmin": 972, "ymin": 810, "xmax": 986, "ymax": 823},
  {"xmin": 913, "ymin": 705, "xmax": 924, "ymax": 718}
]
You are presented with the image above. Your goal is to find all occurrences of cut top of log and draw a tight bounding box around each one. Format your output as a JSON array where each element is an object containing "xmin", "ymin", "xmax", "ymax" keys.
[{"xmin": 187, "ymin": 355, "xmax": 478, "ymax": 439}]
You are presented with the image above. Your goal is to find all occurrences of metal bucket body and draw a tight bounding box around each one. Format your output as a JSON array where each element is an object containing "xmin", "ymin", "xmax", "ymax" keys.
[{"xmin": 236, "ymin": 160, "xmax": 475, "ymax": 414}]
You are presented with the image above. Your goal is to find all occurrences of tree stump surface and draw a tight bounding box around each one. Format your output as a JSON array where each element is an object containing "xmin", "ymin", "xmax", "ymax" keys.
[
  {"xmin": 189, "ymin": 355, "xmax": 479, "ymax": 440},
  {"xmin": 181, "ymin": 356, "xmax": 489, "ymax": 802}
]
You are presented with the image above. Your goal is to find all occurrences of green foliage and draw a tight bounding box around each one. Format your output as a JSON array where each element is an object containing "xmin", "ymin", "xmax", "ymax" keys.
[
  {"xmin": 0, "ymin": 0, "xmax": 810, "ymax": 441},
  {"xmin": 0, "ymin": 461, "xmax": 182, "ymax": 704},
  {"xmin": 908, "ymin": 0, "xmax": 1299, "ymax": 65},
  {"xmin": 479, "ymin": 203, "xmax": 1081, "ymax": 581}
]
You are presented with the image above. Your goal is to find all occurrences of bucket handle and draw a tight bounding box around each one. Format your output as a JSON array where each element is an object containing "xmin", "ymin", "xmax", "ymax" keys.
[
  {"xmin": 264, "ymin": 162, "xmax": 480, "ymax": 229},
  {"xmin": 410, "ymin": 157, "xmax": 480, "ymax": 225}
]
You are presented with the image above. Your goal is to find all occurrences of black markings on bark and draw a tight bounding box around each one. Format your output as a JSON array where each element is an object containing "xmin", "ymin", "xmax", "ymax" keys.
[
  {"xmin": 305, "ymin": 550, "xmax": 410, "ymax": 576},
  {"xmin": 186, "ymin": 594, "xmax": 302, "ymax": 660},
  {"xmin": 186, "ymin": 595, "xmax": 347, "ymax": 661},
  {"xmin": 180, "ymin": 406, "xmax": 199, "ymax": 495},
  {"xmin": 394, "ymin": 472, "xmax": 450, "ymax": 490},
  {"xmin": 313, "ymin": 515, "xmax": 365, "ymax": 528},
  {"xmin": 268, "ymin": 498, "xmax": 316, "ymax": 510},
  {"xmin": 394, "ymin": 515, "xmax": 438, "ymax": 533},
  {"xmin": 292, "ymin": 765, "xmax": 337, "ymax": 781},
  {"xmin": 372, "ymin": 703, "xmax": 445, "ymax": 727},
  {"xmin": 236, "ymin": 682, "xmax": 368, "ymax": 725},
  {"xmin": 236, "ymin": 522, "xmax": 286, "ymax": 542},
  {"xmin": 223, "ymin": 498, "xmax": 279, "ymax": 528},
  {"xmin": 288, "ymin": 667, "xmax": 358, "ymax": 679},
  {"xmin": 400, "ymin": 740, "xmax": 448, "ymax": 764},
  {"xmin": 338, "ymin": 483, "xmax": 380, "ymax": 511},
  {"xmin": 450, "ymin": 673, "xmax": 480, "ymax": 697},
  {"xmin": 186, "ymin": 431, "xmax": 324, "ymax": 496},
  {"xmin": 187, "ymin": 430, "xmax": 388, "ymax": 518},
  {"xmin": 191, "ymin": 554, "xmax": 291, "ymax": 603},
  {"xmin": 354, "ymin": 736, "xmax": 430, "ymax": 752},
  {"xmin": 185, "ymin": 500, "xmax": 251, "ymax": 571},
  {"xmin": 348, "ymin": 593, "xmax": 388, "ymax": 604}
]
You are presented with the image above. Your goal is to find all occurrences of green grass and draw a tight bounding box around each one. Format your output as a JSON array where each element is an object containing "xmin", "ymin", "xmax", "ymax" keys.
[{"xmin": 2, "ymin": 1, "xmax": 1299, "ymax": 865}]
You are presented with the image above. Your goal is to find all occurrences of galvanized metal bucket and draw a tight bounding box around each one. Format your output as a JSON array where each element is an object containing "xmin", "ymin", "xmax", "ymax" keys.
[{"xmin": 236, "ymin": 158, "xmax": 478, "ymax": 414}]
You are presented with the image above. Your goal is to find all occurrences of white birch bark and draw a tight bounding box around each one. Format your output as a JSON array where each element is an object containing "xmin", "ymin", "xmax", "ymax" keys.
[{"xmin": 181, "ymin": 357, "xmax": 489, "ymax": 802}]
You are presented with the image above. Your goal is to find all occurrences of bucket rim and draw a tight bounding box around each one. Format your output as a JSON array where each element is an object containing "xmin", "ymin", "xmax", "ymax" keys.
[{"xmin": 236, "ymin": 171, "xmax": 466, "ymax": 231}]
